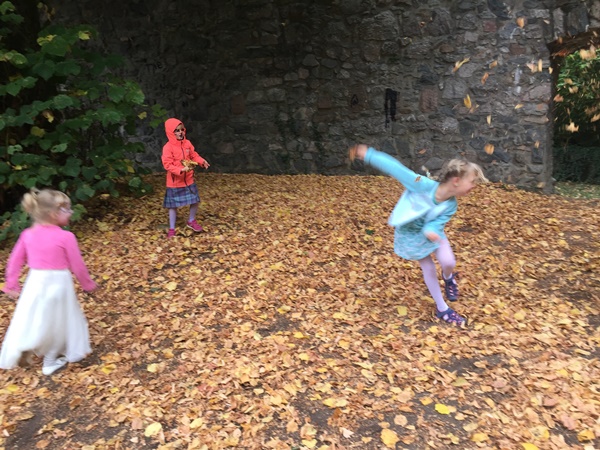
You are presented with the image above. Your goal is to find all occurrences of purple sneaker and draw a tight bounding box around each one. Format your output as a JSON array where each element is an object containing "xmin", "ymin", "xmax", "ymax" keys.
[
  {"xmin": 187, "ymin": 220, "xmax": 203, "ymax": 232},
  {"xmin": 167, "ymin": 228, "xmax": 176, "ymax": 238},
  {"xmin": 443, "ymin": 272, "xmax": 459, "ymax": 301},
  {"xmin": 435, "ymin": 307, "xmax": 466, "ymax": 328}
]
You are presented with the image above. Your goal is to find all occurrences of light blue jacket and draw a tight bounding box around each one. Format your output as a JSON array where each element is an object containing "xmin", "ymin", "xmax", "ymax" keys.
[{"xmin": 364, "ymin": 147, "xmax": 457, "ymax": 238}]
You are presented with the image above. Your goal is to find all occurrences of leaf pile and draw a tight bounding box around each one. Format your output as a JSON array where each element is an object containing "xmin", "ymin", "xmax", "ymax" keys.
[{"xmin": 0, "ymin": 173, "xmax": 598, "ymax": 450}]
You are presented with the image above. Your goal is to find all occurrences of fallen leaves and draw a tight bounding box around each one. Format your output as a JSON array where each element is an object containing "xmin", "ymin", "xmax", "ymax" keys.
[
  {"xmin": 452, "ymin": 57, "xmax": 470, "ymax": 73},
  {"xmin": 0, "ymin": 174, "xmax": 598, "ymax": 449},
  {"xmin": 381, "ymin": 428, "xmax": 399, "ymax": 448}
]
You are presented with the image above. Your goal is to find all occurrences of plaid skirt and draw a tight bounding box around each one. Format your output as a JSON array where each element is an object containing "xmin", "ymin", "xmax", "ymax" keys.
[{"xmin": 163, "ymin": 184, "xmax": 201, "ymax": 208}]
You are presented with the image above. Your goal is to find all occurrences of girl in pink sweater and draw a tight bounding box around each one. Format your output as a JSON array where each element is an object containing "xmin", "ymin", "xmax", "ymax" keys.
[{"xmin": 1, "ymin": 188, "xmax": 97, "ymax": 375}]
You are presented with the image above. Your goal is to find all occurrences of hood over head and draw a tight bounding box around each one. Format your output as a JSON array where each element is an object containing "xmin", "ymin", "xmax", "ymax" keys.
[{"xmin": 165, "ymin": 118, "xmax": 184, "ymax": 144}]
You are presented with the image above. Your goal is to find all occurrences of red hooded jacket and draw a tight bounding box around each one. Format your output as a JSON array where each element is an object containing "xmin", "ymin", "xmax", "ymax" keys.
[{"xmin": 161, "ymin": 118, "xmax": 208, "ymax": 188}]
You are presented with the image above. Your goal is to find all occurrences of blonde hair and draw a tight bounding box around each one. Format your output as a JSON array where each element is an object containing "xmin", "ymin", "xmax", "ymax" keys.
[
  {"xmin": 22, "ymin": 188, "xmax": 71, "ymax": 223},
  {"xmin": 438, "ymin": 159, "xmax": 488, "ymax": 184}
]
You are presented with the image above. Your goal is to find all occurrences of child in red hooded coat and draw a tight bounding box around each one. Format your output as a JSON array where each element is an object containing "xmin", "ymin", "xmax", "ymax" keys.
[{"xmin": 161, "ymin": 118, "xmax": 210, "ymax": 238}]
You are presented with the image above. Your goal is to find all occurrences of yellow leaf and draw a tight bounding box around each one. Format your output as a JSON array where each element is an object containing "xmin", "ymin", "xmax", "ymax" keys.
[
  {"xmin": 5, "ymin": 384, "xmax": 19, "ymax": 393},
  {"xmin": 298, "ymin": 353, "xmax": 310, "ymax": 361},
  {"xmin": 100, "ymin": 364, "xmax": 116, "ymax": 375},
  {"xmin": 397, "ymin": 305, "xmax": 407, "ymax": 316},
  {"xmin": 565, "ymin": 122, "xmax": 579, "ymax": 132},
  {"xmin": 452, "ymin": 377, "xmax": 469, "ymax": 387},
  {"xmin": 453, "ymin": 57, "xmax": 470, "ymax": 73},
  {"xmin": 338, "ymin": 340, "xmax": 350, "ymax": 350},
  {"xmin": 538, "ymin": 59, "xmax": 543, "ymax": 72},
  {"xmin": 526, "ymin": 62, "xmax": 537, "ymax": 73},
  {"xmin": 381, "ymin": 429, "xmax": 400, "ymax": 448},
  {"xmin": 487, "ymin": 115, "xmax": 492, "ymax": 125},
  {"xmin": 323, "ymin": 397, "xmax": 348, "ymax": 408},
  {"xmin": 577, "ymin": 429, "xmax": 595, "ymax": 442},
  {"xmin": 514, "ymin": 311, "xmax": 526, "ymax": 321},
  {"xmin": 472, "ymin": 433, "xmax": 488, "ymax": 442},
  {"xmin": 481, "ymin": 72, "xmax": 489, "ymax": 84},
  {"xmin": 144, "ymin": 422, "xmax": 162, "ymax": 437},
  {"xmin": 96, "ymin": 221, "xmax": 111, "ymax": 232},
  {"xmin": 420, "ymin": 397, "xmax": 433, "ymax": 405},
  {"xmin": 489, "ymin": 60, "xmax": 498, "ymax": 68},
  {"xmin": 529, "ymin": 426, "xmax": 550, "ymax": 440},
  {"xmin": 521, "ymin": 444, "xmax": 539, "ymax": 450},
  {"xmin": 515, "ymin": 103, "xmax": 523, "ymax": 109},
  {"xmin": 138, "ymin": 111, "xmax": 148, "ymax": 120},
  {"xmin": 435, "ymin": 403, "xmax": 450, "ymax": 415},
  {"xmin": 580, "ymin": 47, "xmax": 597, "ymax": 60},
  {"xmin": 463, "ymin": 422, "xmax": 478, "ymax": 432},
  {"xmin": 394, "ymin": 414, "xmax": 408, "ymax": 427},
  {"xmin": 78, "ymin": 30, "xmax": 92, "ymax": 40},
  {"xmin": 147, "ymin": 363, "xmax": 158, "ymax": 373},
  {"xmin": 517, "ymin": 17, "xmax": 525, "ymax": 27},
  {"xmin": 301, "ymin": 440, "xmax": 317, "ymax": 449},
  {"xmin": 37, "ymin": 34, "xmax": 56, "ymax": 45},
  {"xmin": 591, "ymin": 113, "xmax": 600, "ymax": 122},
  {"xmin": 277, "ymin": 305, "xmax": 291, "ymax": 314},
  {"xmin": 31, "ymin": 126, "xmax": 46, "ymax": 137},
  {"xmin": 464, "ymin": 94, "xmax": 472, "ymax": 109},
  {"xmin": 42, "ymin": 110, "xmax": 54, "ymax": 123},
  {"xmin": 165, "ymin": 281, "xmax": 178, "ymax": 291},
  {"xmin": 484, "ymin": 143, "xmax": 494, "ymax": 155}
]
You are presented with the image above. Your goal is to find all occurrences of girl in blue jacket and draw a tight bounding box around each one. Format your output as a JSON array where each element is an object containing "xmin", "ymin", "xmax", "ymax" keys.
[{"xmin": 350, "ymin": 144, "xmax": 487, "ymax": 327}]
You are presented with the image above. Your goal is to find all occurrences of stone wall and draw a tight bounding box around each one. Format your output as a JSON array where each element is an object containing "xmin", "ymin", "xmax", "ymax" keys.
[{"xmin": 48, "ymin": 0, "xmax": 600, "ymax": 191}]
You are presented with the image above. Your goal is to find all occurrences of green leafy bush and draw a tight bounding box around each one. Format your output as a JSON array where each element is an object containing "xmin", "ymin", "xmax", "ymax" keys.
[
  {"xmin": 0, "ymin": 1, "xmax": 166, "ymax": 241},
  {"xmin": 554, "ymin": 50, "xmax": 600, "ymax": 146}
]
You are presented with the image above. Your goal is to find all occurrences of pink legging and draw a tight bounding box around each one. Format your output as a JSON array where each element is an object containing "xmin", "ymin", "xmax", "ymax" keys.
[
  {"xmin": 418, "ymin": 239, "xmax": 456, "ymax": 313},
  {"xmin": 168, "ymin": 203, "xmax": 199, "ymax": 229}
]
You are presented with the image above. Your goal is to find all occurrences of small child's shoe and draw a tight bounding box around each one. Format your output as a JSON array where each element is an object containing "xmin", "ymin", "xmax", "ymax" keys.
[
  {"xmin": 187, "ymin": 220, "xmax": 203, "ymax": 232},
  {"xmin": 435, "ymin": 308, "xmax": 466, "ymax": 328},
  {"xmin": 443, "ymin": 272, "xmax": 459, "ymax": 301},
  {"xmin": 42, "ymin": 356, "xmax": 68, "ymax": 376},
  {"xmin": 167, "ymin": 228, "xmax": 176, "ymax": 238}
]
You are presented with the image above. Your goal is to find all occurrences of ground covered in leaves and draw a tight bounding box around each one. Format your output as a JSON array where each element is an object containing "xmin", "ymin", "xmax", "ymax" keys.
[{"xmin": 0, "ymin": 173, "xmax": 599, "ymax": 450}]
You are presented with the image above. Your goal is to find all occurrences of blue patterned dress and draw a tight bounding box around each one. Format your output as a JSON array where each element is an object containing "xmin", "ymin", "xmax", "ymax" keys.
[{"xmin": 363, "ymin": 148, "xmax": 458, "ymax": 261}]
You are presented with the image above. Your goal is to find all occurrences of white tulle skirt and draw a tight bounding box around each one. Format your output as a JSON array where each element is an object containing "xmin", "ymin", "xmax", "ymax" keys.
[{"xmin": 0, "ymin": 269, "xmax": 91, "ymax": 369}]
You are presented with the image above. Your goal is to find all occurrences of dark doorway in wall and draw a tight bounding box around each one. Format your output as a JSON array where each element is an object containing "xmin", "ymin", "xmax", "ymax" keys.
[{"xmin": 549, "ymin": 29, "xmax": 600, "ymax": 184}]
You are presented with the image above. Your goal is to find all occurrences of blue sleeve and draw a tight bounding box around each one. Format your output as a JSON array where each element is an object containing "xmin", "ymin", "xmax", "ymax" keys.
[
  {"xmin": 364, "ymin": 147, "xmax": 436, "ymax": 193},
  {"xmin": 423, "ymin": 199, "xmax": 457, "ymax": 237}
]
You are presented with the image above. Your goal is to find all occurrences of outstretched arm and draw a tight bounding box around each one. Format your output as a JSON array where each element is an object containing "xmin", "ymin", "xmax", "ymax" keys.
[
  {"xmin": 190, "ymin": 147, "xmax": 210, "ymax": 169},
  {"xmin": 349, "ymin": 144, "xmax": 434, "ymax": 192}
]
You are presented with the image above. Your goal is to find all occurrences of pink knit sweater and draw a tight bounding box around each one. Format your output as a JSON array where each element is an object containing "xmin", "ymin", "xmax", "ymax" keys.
[{"xmin": 3, "ymin": 224, "xmax": 96, "ymax": 293}]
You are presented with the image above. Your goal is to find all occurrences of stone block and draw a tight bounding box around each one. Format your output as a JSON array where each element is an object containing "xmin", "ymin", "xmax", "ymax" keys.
[
  {"xmin": 419, "ymin": 87, "xmax": 439, "ymax": 112},
  {"xmin": 425, "ymin": 156, "xmax": 444, "ymax": 170},
  {"xmin": 442, "ymin": 78, "xmax": 468, "ymax": 99},
  {"xmin": 509, "ymin": 43, "xmax": 527, "ymax": 55},
  {"xmin": 483, "ymin": 20, "xmax": 498, "ymax": 33},
  {"xmin": 317, "ymin": 94, "xmax": 333, "ymax": 110},
  {"xmin": 359, "ymin": 11, "xmax": 399, "ymax": 41}
]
